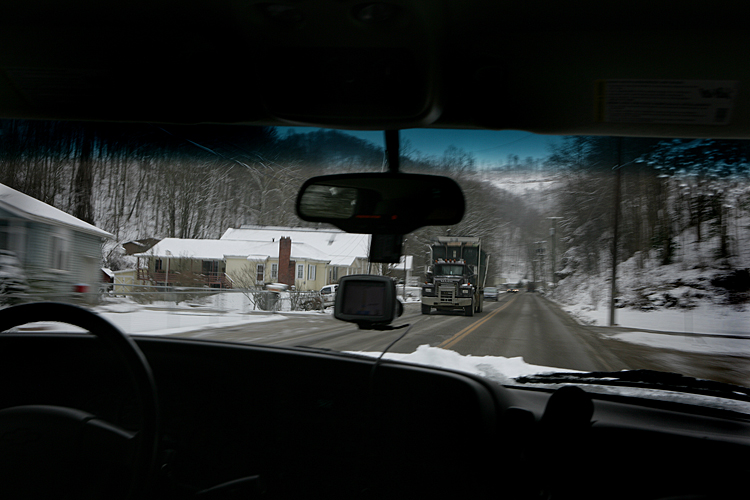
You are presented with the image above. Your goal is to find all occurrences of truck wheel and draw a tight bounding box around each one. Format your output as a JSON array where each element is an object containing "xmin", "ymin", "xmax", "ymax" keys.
[
  {"xmin": 465, "ymin": 299, "xmax": 474, "ymax": 317},
  {"xmin": 421, "ymin": 304, "xmax": 431, "ymax": 315}
]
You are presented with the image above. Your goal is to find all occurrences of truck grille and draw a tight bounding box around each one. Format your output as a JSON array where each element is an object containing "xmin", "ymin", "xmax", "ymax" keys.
[{"xmin": 439, "ymin": 286, "xmax": 455, "ymax": 302}]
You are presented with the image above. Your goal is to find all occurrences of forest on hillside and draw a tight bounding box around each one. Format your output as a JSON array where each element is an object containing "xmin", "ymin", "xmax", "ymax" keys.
[
  {"xmin": 545, "ymin": 136, "xmax": 750, "ymax": 309},
  {"xmin": 0, "ymin": 120, "xmax": 535, "ymax": 278},
  {"xmin": 1, "ymin": 119, "xmax": 749, "ymax": 305}
]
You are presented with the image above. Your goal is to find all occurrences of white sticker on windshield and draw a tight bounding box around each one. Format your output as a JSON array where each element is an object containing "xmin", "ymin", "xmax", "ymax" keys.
[{"xmin": 595, "ymin": 79, "xmax": 738, "ymax": 125}]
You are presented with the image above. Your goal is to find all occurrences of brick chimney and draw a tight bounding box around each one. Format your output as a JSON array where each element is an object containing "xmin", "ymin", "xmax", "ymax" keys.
[{"xmin": 278, "ymin": 237, "xmax": 293, "ymax": 286}]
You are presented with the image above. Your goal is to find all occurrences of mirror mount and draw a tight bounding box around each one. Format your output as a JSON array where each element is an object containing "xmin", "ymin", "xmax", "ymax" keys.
[
  {"xmin": 369, "ymin": 234, "xmax": 404, "ymax": 263},
  {"xmin": 385, "ymin": 130, "xmax": 400, "ymax": 173}
]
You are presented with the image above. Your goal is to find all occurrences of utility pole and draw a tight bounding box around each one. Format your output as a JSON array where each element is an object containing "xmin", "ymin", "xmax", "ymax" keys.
[
  {"xmin": 609, "ymin": 138, "xmax": 623, "ymax": 327},
  {"xmin": 547, "ymin": 217, "xmax": 563, "ymax": 288},
  {"xmin": 165, "ymin": 250, "xmax": 172, "ymax": 288},
  {"xmin": 402, "ymin": 238, "xmax": 407, "ymax": 299},
  {"xmin": 533, "ymin": 240, "xmax": 546, "ymax": 289}
]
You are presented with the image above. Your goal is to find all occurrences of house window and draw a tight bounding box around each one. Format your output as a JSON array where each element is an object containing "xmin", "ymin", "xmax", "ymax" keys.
[
  {"xmin": 271, "ymin": 263, "xmax": 278, "ymax": 280},
  {"xmin": 308, "ymin": 264, "xmax": 316, "ymax": 281},
  {"xmin": 256, "ymin": 263, "xmax": 265, "ymax": 282},
  {"xmin": 297, "ymin": 264, "xmax": 304, "ymax": 280},
  {"xmin": 0, "ymin": 221, "xmax": 27, "ymax": 264},
  {"xmin": 155, "ymin": 259, "xmax": 163, "ymax": 271},
  {"xmin": 50, "ymin": 235, "xmax": 67, "ymax": 270},
  {"xmin": 202, "ymin": 260, "xmax": 219, "ymax": 275},
  {"xmin": 328, "ymin": 267, "xmax": 339, "ymax": 284}
]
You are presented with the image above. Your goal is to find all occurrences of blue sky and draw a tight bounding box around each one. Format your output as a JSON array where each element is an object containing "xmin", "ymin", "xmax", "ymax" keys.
[{"xmin": 278, "ymin": 127, "xmax": 564, "ymax": 166}]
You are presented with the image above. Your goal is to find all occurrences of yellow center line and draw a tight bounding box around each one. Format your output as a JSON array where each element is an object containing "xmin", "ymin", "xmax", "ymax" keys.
[{"xmin": 438, "ymin": 295, "xmax": 518, "ymax": 350}]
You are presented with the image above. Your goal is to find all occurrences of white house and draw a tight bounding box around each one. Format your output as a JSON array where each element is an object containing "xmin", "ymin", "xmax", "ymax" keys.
[
  {"xmin": 134, "ymin": 226, "xmax": 371, "ymax": 291},
  {"xmin": 0, "ymin": 183, "xmax": 113, "ymax": 295}
]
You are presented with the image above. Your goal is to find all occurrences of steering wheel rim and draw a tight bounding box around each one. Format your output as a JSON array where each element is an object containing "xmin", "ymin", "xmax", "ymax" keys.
[{"xmin": 0, "ymin": 302, "xmax": 160, "ymax": 498}]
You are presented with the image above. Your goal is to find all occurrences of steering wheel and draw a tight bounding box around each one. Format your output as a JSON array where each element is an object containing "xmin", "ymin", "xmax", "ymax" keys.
[{"xmin": 0, "ymin": 302, "xmax": 160, "ymax": 499}]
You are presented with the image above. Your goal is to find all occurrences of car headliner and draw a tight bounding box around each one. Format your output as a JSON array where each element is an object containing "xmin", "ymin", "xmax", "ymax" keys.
[{"xmin": 1, "ymin": 1, "xmax": 748, "ymax": 139}]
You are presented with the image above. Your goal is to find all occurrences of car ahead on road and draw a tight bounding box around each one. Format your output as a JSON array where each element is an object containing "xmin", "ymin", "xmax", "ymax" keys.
[
  {"xmin": 483, "ymin": 286, "xmax": 499, "ymax": 301},
  {"xmin": 1, "ymin": 2, "xmax": 749, "ymax": 500},
  {"xmin": 319, "ymin": 284, "xmax": 338, "ymax": 307}
]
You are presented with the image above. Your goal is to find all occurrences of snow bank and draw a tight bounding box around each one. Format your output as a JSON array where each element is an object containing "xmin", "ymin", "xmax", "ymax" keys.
[
  {"xmin": 562, "ymin": 301, "xmax": 750, "ymax": 336},
  {"xmin": 610, "ymin": 331, "xmax": 750, "ymax": 356},
  {"xmin": 349, "ymin": 344, "xmax": 579, "ymax": 384}
]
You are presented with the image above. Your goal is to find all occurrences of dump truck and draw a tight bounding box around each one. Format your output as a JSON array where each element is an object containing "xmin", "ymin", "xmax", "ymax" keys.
[{"xmin": 421, "ymin": 236, "xmax": 489, "ymax": 316}]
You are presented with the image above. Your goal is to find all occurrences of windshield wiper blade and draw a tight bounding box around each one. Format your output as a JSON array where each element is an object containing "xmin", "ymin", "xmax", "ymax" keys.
[{"xmin": 515, "ymin": 369, "xmax": 750, "ymax": 403}]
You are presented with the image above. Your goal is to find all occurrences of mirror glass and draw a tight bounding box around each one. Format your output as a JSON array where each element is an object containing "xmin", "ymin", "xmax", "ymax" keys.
[
  {"xmin": 298, "ymin": 185, "xmax": 359, "ymax": 219},
  {"xmin": 296, "ymin": 173, "xmax": 464, "ymax": 234}
]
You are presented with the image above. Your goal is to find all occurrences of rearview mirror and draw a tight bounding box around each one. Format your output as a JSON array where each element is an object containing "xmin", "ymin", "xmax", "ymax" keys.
[
  {"xmin": 296, "ymin": 173, "xmax": 464, "ymax": 235},
  {"xmin": 334, "ymin": 275, "xmax": 403, "ymax": 329}
]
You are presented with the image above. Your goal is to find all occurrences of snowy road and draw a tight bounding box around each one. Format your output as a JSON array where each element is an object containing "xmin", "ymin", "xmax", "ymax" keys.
[
  {"xmin": 157, "ymin": 292, "xmax": 750, "ymax": 386},
  {"xmin": 161, "ymin": 294, "xmax": 616, "ymax": 372}
]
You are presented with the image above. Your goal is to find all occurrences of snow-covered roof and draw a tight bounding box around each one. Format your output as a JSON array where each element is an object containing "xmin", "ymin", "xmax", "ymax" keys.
[
  {"xmin": 136, "ymin": 239, "xmax": 258, "ymax": 260},
  {"xmin": 221, "ymin": 226, "xmax": 370, "ymax": 265},
  {"xmin": 136, "ymin": 237, "xmax": 343, "ymax": 263},
  {"xmin": 0, "ymin": 183, "xmax": 113, "ymax": 238},
  {"xmin": 242, "ymin": 241, "xmax": 333, "ymax": 263}
]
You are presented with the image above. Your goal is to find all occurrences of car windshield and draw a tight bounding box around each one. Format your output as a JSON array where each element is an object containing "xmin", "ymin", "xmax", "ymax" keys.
[{"xmin": 1, "ymin": 122, "xmax": 748, "ymax": 397}]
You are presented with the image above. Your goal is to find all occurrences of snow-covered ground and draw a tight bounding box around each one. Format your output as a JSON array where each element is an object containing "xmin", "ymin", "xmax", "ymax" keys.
[
  {"xmin": 91, "ymin": 291, "xmax": 337, "ymax": 336},
  {"xmin": 561, "ymin": 301, "xmax": 750, "ymax": 356},
  {"xmin": 98, "ymin": 285, "xmax": 748, "ymax": 359},
  {"xmin": 563, "ymin": 301, "xmax": 749, "ymax": 336},
  {"xmin": 10, "ymin": 280, "xmax": 748, "ymax": 383},
  {"xmin": 551, "ymin": 240, "xmax": 750, "ymax": 356}
]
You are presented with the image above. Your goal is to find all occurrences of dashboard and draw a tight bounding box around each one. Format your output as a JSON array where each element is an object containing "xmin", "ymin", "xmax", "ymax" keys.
[{"xmin": 0, "ymin": 332, "xmax": 748, "ymax": 499}]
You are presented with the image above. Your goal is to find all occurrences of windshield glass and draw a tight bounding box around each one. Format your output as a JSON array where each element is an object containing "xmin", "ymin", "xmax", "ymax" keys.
[
  {"xmin": 434, "ymin": 265, "xmax": 466, "ymax": 276},
  {"xmin": 1, "ymin": 122, "xmax": 748, "ymax": 397}
]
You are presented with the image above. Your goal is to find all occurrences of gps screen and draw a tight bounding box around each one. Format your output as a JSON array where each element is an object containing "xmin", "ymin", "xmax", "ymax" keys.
[{"xmin": 341, "ymin": 281, "xmax": 387, "ymax": 317}]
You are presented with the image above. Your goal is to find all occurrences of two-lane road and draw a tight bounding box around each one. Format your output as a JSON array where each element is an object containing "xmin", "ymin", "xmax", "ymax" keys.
[
  {"xmin": 174, "ymin": 292, "xmax": 617, "ymax": 373},
  {"xmin": 380, "ymin": 293, "xmax": 614, "ymax": 372},
  {"xmin": 166, "ymin": 292, "xmax": 749, "ymax": 385}
]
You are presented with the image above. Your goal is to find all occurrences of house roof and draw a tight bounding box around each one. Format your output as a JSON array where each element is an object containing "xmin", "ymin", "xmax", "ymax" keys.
[
  {"xmin": 241, "ymin": 241, "xmax": 332, "ymax": 263},
  {"xmin": 0, "ymin": 183, "xmax": 113, "ymax": 238},
  {"xmin": 221, "ymin": 225, "xmax": 370, "ymax": 266},
  {"xmin": 136, "ymin": 237, "xmax": 343, "ymax": 263},
  {"xmin": 136, "ymin": 239, "xmax": 258, "ymax": 260},
  {"xmin": 122, "ymin": 238, "xmax": 160, "ymax": 255}
]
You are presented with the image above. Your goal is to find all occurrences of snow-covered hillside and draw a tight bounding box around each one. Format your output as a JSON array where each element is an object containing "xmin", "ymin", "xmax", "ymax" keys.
[{"xmin": 481, "ymin": 160, "xmax": 749, "ymax": 336}]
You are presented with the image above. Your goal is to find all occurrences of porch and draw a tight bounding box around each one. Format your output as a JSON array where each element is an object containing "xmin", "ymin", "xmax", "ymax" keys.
[{"xmin": 137, "ymin": 269, "xmax": 233, "ymax": 288}]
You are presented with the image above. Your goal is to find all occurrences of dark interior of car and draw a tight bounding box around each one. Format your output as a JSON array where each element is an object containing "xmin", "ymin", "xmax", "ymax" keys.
[
  {"xmin": 2, "ymin": 320, "xmax": 748, "ymax": 499},
  {"xmin": 1, "ymin": 1, "xmax": 749, "ymax": 499}
]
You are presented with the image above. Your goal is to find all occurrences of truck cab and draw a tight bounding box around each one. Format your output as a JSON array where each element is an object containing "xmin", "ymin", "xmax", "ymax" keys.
[
  {"xmin": 422, "ymin": 258, "xmax": 483, "ymax": 316},
  {"xmin": 421, "ymin": 236, "xmax": 489, "ymax": 317}
]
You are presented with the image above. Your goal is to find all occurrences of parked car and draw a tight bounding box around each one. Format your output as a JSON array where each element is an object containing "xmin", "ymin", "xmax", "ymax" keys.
[{"xmin": 319, "ymin": 284, "xmax": 338, "ymax": 307}]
